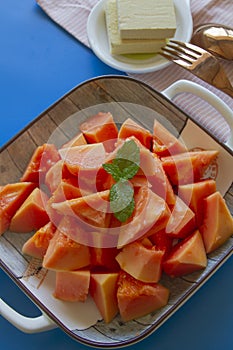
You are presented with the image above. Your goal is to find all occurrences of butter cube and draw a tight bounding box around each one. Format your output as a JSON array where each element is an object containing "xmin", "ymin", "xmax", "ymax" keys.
[
  {"xmin": 105, "ymin": 0, "xmax": 166, "ymax": 55},
  {"xmin": 117, "ymin": 0, "xmax": 176, "ymax": 39}
]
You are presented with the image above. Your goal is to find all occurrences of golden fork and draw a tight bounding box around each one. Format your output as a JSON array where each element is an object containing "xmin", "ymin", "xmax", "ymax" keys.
[{"xmin": 160, "ymin": 40, "xmax": 233, "ymax": 98}]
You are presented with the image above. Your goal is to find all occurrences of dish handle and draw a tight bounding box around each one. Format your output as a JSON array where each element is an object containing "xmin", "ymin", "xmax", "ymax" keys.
[
  {"xmin": 0, "ymin": 298, "xmax": 56, "ymax": 333},
  {"xmin": 162, "ymin": 79, "xmax": 233, "ymax": 151}
]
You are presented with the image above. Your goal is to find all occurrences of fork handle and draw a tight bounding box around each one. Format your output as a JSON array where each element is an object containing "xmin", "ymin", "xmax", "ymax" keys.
[
  {"xmin": 216, "ymin": 65, "xmax": 233, "ymax": 98},
  {"xmin": 162, "ymin": 79, "xmax": 233, "ymax": 151}
]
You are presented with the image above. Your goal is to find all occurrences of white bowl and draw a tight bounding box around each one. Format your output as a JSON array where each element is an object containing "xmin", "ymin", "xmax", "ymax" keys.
[{"xmin": 87, "ymin": 0, "xmax": 193, "ymax": 73}]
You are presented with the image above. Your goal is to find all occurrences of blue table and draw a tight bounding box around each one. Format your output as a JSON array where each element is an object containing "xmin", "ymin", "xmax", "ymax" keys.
[{"xmin": 0, "ymin": 1, "xmax": 232, "ymax": 349}]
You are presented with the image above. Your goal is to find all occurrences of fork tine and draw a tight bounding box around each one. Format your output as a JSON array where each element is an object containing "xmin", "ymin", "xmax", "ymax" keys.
[
  {"xmin": 160, "ymin": 46, "xmax": 194, "ymax": 65},
  {"xmin": 166, "ymin": 42, "xmax": 200, "ymax": 60},
  {"xmin": 159, "ymin": 47, "xmax": 193, "ymax": 65},
  {"xmin": 170, "ymin": 40, "xmax": 207, "ymax": 55}
]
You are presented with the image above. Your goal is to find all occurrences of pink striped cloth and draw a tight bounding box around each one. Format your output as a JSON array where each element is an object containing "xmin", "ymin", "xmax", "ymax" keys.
[{"xmin": 36, "ymin": 0, "xmax": 233, "ymax": 143}]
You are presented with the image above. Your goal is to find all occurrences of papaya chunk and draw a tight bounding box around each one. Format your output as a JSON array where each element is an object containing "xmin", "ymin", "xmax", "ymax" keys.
[
  {"xmin": 200, "ymin": 191, "xmax": 233, "ymax": 253},
  {"xmin": 90, "ymin": 245, "xmax": 120, "ymax": 271},
  {"xmin": 165, "ymin": 196, "xmax": 196, "ymax": 239},
  {"xmin": 54, "ymin": 270, "xmax": 90, "ymax": 302},
  {"xmin": 42, "ymin": 228, "xmax": 91, "ymax": 271},
  {"xmin": 52, "ymin": 190, "xmax": 110, "ymax": 228},
  {"xmin": 152, "ymin": 119, "xmax": 187, "ymax": 156},
  {"xmin": 139, "ymin": 147, "xmax": 175, "ymax": 204},
  {"xmin": 44, "ymin": 160, "xmax": 76, "ymax": 193},
  {"xmin": 79, "ymin": 112, "xmax": 118, "ymax": 148},
  {"xmin": 118, "ymin": 118, "xmax": 153, "ymax": 150},
  {"xmin": 59, "ymin": 143, "xmax": 106, "ymax": 192},
  {"xmin": 117, "ymin": 271, "xmax": 169, "ymax": 322},
  {"xmin": 90, "ymin": 272, "xmax": 119, "ymax": 323},
  {"xmin": 9, "ymin": 188, "xmax": 49, "ymax": 233},
  {"xmin": 116, "ymin": 241, "xmax": 164, "ymax": 283},
  {"xmin": 161, "ymin": 150, "xmax": 218, "ymax": 185},
  {"xmin": 21, "ymin": 143, "xmax": 60, "ymax": 183},
  {"xmin": 0, "ymin": 182, "xmax": 36, "ymax": 235},
  {"xmin": 117, "ymin": 186, "xmax": 170, "ymax": 248},
  {"xmin": 163, "ymin": 230, "xmax": 207, "ymax": 277},
  {"xmin": 178, "ymin": 179, "xmax": 216, "ymax": 227},
  {"xmin": 22, "ymin": 221, "xmax": 56, "ymax": 259},
  {"xmin": 61, "ymin": 132, "xmax": 87, "ymax": 149},
  {"xmin": 51, "ymin": 180, "xmax": 82, "ymax": 203},
  {"xmin": 149, "ymin": 229, "xmax": 173, "ymax": 258}
]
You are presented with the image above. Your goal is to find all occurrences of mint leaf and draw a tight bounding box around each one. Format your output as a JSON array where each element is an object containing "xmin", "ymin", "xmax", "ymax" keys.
[
  {"xmin": 102, "ymin": 139, "xmax": 140, "ymax": 222},
  {"xmin": 113, "ymin": 140, "xmax": 140, "ymax": 180},
  {"xmin": 113, "ymin": 198, "xmax": 135, "ymax": 223},
  {"xmin": 110, "ymin": 181, "xmax": 135, "ymax": 222},
  {"xmin": 115, "ymin": 139, "xmax": 140, "ymax": 167},
  {"xmin": 114, "ymin": 159, "xmax": 139, "ymax": 180},
  {"xmin": 102, "ymin": 163, "xmax": 122, "ymax": 182}
]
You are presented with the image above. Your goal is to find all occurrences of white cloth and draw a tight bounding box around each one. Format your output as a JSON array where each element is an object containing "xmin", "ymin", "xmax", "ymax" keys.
[{"xmin": 36, "ymin": 0, "xmax": 233, "ymax": 142}]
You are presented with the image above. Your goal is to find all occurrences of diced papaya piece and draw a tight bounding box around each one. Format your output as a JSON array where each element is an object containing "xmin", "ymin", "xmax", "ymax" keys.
[
  {"xmin": 117, "ymin": 186, "xmax": 170, "ymax": 248},
  {"xmin": 148, "ymin": 229, "xmax": 173, "ymax": 258},
  {"xmin": 46, "ymin": 195, "xmax": 63, "ymax": 229},
  {"xmin": 61, "ymin": 132, "xmax": 87, "ymax": 149},
  {"xmin": 44, "ymin": 160, "xmax": 76, "ymax": 193},
  {"xmin": 200, "ymin": 191, "xmax": 233, "ymax": 253},
  {"xmin": 161, "ymin": 150, "xmax": 218, "ymax": 185},
  {"xmin": 140, "ymin": 237, "xmax": 153, "ymax": 248},
  {"xmin": 165, "ymin": 196, "xmax": 196, "ymax": 239},
  {"xmin": 52, "ymin": 190, "xmax": 110, "ymax": 228},
  {"xmin": 90, "ymin": 272, "xmax": 119, "ymax": 323},
  {"xmin": 178, "ymin": 179, "xmax": 216, "ymax": 227},
  {"xmin": 42, "ymin": 228, "xmax": 91, "ymax": 271},
  {"xmin": 95, "ymin": 167, "xmax": 114, "ymax": 192},
  {"xmin": 9, "ymin": 188, "xmax": 49, "ymax": 233},
  {"xmin": 44, "ymin": 160, "xmax": 63, "ymax": 193},
  {"xmin": 52, "ymin": 215, "xmax": 98, "ymax": 248},
  {"xmin": 116, "ymin": 241, "xmax": 164, "ymax": 283},
  {"xmin": 90, "ymin": 245, "xmax": 120, "ymax": 271},
  {"xmin": 59, "ymin": 144, "xmax": 106, "ymax": 193},
  {"xmin": 139, "ymin": 148, "xmax": 175, "ymax": 205},
  {"xmin": 51, "ymin": 180, "xmax": 82, "ymax": 203},
  {"xmin": 117, "ymin": 271, "xmax": 169, "ymax": 322},
  {"xmin": 130, "ymin": 175, "xmax": 150, "ymax": 188},
  {"xmin": 22, "ymin": 222, "xmax": 56, "ymax": 259},
  {"xmin": 54, "ymin": 270, "xmax": 90, "ymax": 302},
  {"xmin": 21, "ymin": 144, "xmax": 60, "ymax": 183},
  {"xmin": 152, "ymin": 119, "xmax": 187, "ymax": 156},
  {"xmin": 118, "ymin": 118, "xmax": 153, "ymax": 150},
  {"xmin": 0, "ymin": 182, "xmax": 36, "ymax": 235},
  {"xmin": 79, "ymin": 112, "xmax": 118, "ymax": 150},
  {"xmin": 164, "ymin": 175, "xmax": 176, "ymax": 206},
  {"xmin": 163, "ymin": 230, "xmax": 207, "ymax": 277}
]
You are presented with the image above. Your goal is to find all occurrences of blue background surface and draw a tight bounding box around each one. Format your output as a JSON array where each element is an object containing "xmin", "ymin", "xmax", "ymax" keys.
[{"xmin": 0, "ymin": 1, "xmax": 232, "ymax": 349}]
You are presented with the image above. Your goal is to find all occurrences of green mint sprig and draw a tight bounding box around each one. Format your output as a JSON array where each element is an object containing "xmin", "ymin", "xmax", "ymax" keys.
[{"xmin": 102, "ymin": 140, "xmax": 140, "ymax": 222}]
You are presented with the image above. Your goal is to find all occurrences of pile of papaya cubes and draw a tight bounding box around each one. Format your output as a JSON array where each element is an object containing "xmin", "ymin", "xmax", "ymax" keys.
[{"xmin": 1, "ymin": 112, "xmax": 233, "ymax": 323}]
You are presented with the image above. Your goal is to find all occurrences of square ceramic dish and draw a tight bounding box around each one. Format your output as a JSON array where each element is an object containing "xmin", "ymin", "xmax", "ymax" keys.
[{"xmin": 0, "ymin": 76, "xmax": 232, "ymax": 348}]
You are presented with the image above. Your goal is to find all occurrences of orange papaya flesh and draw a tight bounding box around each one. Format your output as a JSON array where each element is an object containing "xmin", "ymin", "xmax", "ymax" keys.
[
  {"xmin": 79, "ymin": 112, "xmax": 118, "ymax": 147},
  {"xmin": 9, "ymin": 188, "xmax": 49, "ymax": 233},
  {"xmin": 0, "ymin": 182, "xmax": 36, "ymax": 234},
  {"xmin": 21, "ymin": 144, "xmax": 60, "ymax": 183},
  {"xmin": 118, "ymin": 118, "xmax": 153, "ymax": 150}
]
